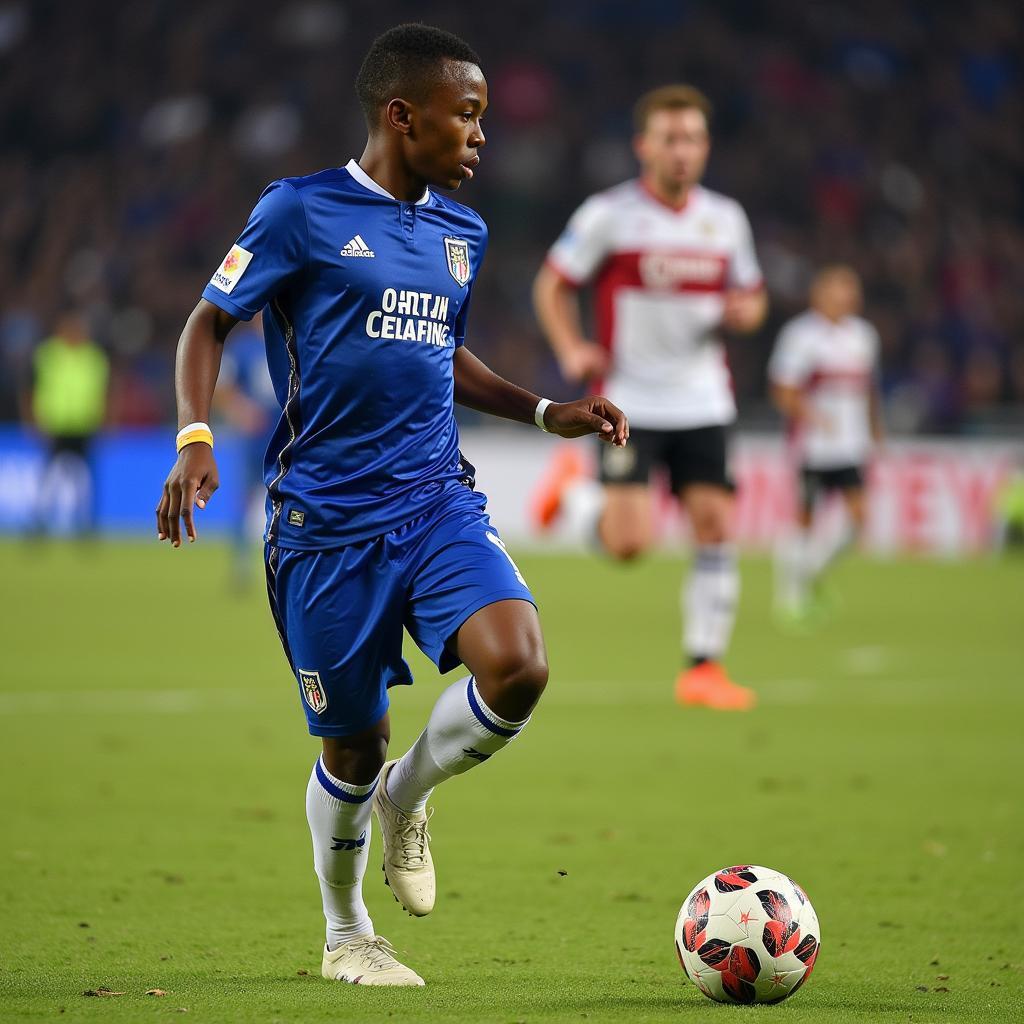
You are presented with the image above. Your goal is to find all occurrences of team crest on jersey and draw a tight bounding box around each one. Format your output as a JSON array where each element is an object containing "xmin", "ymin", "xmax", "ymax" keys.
[
  {"xmin": 298, "ymin": 670, "xmax": 328, "ymax": 714},
  {"xmin": 443, "ymin": 236, "xmax": 471, "ymax": 287}
]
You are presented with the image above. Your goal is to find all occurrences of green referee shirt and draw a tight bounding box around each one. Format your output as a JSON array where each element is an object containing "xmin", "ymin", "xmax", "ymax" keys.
[{"xmin": 32, "ymin": 336, "xmax": 109, "ymax": 437}]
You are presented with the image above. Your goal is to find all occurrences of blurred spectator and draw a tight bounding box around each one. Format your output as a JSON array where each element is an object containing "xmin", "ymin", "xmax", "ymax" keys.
[
  {"xmin": 994, "ymin": 460, "xmax": 1024, "ymax": 551},
  {"xmin": 0, "ymin": 0, "xmax": 1020, "ymax": 433},
  {"xmin": 25, "ymin": 310, "xmax": 109, "ymax": 535}
]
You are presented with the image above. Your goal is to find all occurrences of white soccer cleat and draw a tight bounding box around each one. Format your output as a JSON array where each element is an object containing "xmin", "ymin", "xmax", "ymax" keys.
[
  {"xmin": 373, "ymin": 760, "xmax": 435, "ymax": 917},
  {"xmin": 321, "ymin": 935, "xmax": 425, "ymax": 986}
]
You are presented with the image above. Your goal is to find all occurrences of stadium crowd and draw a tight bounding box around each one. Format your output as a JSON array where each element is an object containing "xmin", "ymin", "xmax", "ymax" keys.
[{"xmin": 0, "ymin": 0, "xmax": 1020, "ymax": 433}]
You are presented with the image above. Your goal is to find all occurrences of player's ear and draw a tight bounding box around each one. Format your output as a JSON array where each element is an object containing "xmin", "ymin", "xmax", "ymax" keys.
[
  {"xmin": 632, "ymin": 132, "xmax": 647, "ymax": 165},
  {"xmin": 385, "ymin": 98, "xmax": 414, "ymax": 136}
]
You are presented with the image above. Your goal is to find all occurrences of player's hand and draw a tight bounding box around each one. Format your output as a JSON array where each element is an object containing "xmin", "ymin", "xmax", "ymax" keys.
[
  {"xmin": 156, "ymin": 444, "xmax": 220, "ymax": 547},
  {"xmin": 721, "ymin": 289, "xmax": 765, "ymax": 333},
  {"xmin": 543, "ymin": 396, "xmax": 629, "ymax": 446},
  {"xmin": 557, "ymin": 341, "xmax": 608, "ymax": 383}
]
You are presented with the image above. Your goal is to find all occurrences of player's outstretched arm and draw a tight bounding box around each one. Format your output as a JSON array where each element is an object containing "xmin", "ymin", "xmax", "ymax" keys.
[
  {"xmin": 453, "ymin": 346, "xmax": 628, "ymax": 446},
  {"xmin": 156, "ymin": 299, "xmax": 239, "ymax": 547},
  {"xmin": 722, "ymin": 287, "xmax": 768, "ymax": 334},
  {"xmin": 869, "ymin": 380, "xmax": 885, "ymax": 447},
  {"xmin": 532, "ymin": 263, "xmax": 608, "ymax": 383}
]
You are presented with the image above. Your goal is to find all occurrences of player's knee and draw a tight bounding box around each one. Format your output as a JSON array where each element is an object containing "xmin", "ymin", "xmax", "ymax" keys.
[
  {"xmin": 505, "ymin": 652, "xmax": 549, "ymax": 707},
  {"xmin": 608, "ymin": 538, "xmax": 648, "ymax": 561},
  {"xmin": 481, "ymin": 645, "xmax": 549, "ymax": 711},
  {"xmin": 692, "ymin": 514, "xmax": 730, "ymax": 546},
  {"xmin": 600, "ymin": 525, "xmax": 650, "ymax": 561},
  {"xmin": 321, "ymin": 732, "xmax": 387, "ymax": 785}
]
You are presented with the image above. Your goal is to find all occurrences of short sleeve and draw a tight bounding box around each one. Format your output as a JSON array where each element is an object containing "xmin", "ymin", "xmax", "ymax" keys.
[
  {"xmin": 453, "ymin": 223, "xmax": 488, "ymax": 348},
  {"xmin": 726, "ymin": 203, "xmax": 763, "ymax": 291},
  {"xmin": 768, "ymin": 321, "xmax": 812, "ymax": 387},
  {"xmin": 202, "ymin": 181, "xmax": 308, "ymax": 320},
  {"xmin": 546, "ymin": 195, "xmax": 614, "ymax": 286}
]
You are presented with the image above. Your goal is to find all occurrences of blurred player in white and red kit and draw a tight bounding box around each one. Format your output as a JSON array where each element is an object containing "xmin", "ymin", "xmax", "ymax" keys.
[
  {"xmin": 532, "ymin": 86, "xmax": 766, "ymax": 711},
  {"xmin": 768, "ymin": 265, "xmax": 883, "ymax": 620}
]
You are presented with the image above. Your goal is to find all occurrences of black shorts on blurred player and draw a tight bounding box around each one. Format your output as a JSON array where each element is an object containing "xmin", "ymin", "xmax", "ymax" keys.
[
  {"xmin": 799, "ymin": 465, "xmax": 864, "ymax": 513},
  {"xmin": 597, "ymin": 425, "xmax": 734, "ymax": 493}
]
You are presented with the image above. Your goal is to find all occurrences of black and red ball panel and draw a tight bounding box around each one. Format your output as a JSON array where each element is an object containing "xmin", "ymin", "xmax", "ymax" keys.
[
  {"xmin": 757, "ymin": 889, "xmax": 793, "ymax": 924},
  {"xmin": 763, "ymin": 918, "xmax": 801, "ymax": 956},
  {"xmin": 794, "ymin": 934, "xmax": 819, "ymax": 967},
  {"xmin": 728, "ymin": 945, "xmax": 761, "ymax": 982},
  {"xmin": 714, "ymin": 866, "xmax": 759, "ymax": 893},
  {"xmin": 721, "ymin": 971, "xmax": 757, "ymax": 1004},
  {"xmin": 681, "ymin": 887, "xmax": 710, "ymax": 952},
  {"xmin": 696, "ymin": 937, "xmax": 732, "ymax": 969}
]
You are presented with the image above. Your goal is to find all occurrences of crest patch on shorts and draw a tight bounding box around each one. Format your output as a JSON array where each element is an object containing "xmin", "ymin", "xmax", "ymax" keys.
[
  {"xmin": 602, "ymin": 443, "xmax": 637, "ymax": 479},
  {"xmin": 298, "ymin": 669, "xmax": 328, "ymax": 714}
]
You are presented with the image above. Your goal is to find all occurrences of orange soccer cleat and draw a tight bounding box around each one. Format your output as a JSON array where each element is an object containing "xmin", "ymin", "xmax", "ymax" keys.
[
  {"xmin": 529, "ymin": 444, "xmax": 587, "ymax": 531},
  {"xmin": 675, "ymin": 661, "xmax": 757, "ymax": 711}
]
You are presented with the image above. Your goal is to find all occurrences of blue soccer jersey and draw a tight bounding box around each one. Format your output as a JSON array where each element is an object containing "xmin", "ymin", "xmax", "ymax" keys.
[{"xmin": 202, "ymin": 159, "xmax": 488, "ymax": 549}]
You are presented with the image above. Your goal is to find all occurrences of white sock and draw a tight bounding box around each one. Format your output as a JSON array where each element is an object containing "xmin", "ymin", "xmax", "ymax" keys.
[
  {"xmin": 386, "ymin": 675, "xmax": 530, "ymax": 814},
  {"xmin": 806, "ymin": 521, "xmax": 855, "ymax": 581},
  {"xmin": 305, "ymin": 756, "xmax": 377, "ymax": 950},
  {"xmin": 683, "ymin": 544, "xmax": 740, "ymax": 661},
  {"xmin": 562, "ymin": 479, "xmax": 605, "ymax": 546}
]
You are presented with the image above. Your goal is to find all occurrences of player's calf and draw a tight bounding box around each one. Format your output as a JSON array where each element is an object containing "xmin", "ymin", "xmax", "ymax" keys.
[
  {"xmin": 377, "ymin": 602, "xmax": 545, "ymax": 914},
  {"xmin": 599, "ymin": 487, "xmax": 654, "ymax": 561},
  {"xmin": 379, "ymin": 673, "xmax": 538, "ymax": 914},
  {"xmin": 385, "ymin": 672, "xmax": 537, "ymax": 814},
  {"xmin": 306, "ymin": 756, "xmax": 380, "ymax": 951}
]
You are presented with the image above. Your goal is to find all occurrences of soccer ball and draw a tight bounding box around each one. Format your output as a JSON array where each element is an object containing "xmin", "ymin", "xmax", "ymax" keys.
[{"xmin": 674, "ymin": 865, "xmax": 820, "ymax": 1004}]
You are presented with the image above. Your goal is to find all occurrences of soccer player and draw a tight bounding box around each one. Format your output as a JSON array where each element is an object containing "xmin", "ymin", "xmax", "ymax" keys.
[
  {"xmin": 155, "ymin": 25, "xmax": 627, "ymax": 987},
  {"xmin": 768, "ymin": 265, "xmax": 882, "ymax": 620},
  {"xmin": 532, "ymin": 85, "xmax": 765, "ymax": 712}
]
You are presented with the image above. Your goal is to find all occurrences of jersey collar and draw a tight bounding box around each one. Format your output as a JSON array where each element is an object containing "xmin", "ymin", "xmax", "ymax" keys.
[
  {"xmin": 638, "ymin": 177, "xmax": 698, "ymax": 214},
  {"xmin": 810, "ymin": 309, "xmax": 852, "ymax": 330},
  {"xmin": 345, "ymin": 159, "xmax": 431, "ymax": 206}
]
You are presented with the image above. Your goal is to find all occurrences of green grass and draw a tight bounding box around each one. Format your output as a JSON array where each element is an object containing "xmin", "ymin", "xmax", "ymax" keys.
[{"xmin": 0, "ymin": 540, "xmax": 1021, "ymax": 1023}]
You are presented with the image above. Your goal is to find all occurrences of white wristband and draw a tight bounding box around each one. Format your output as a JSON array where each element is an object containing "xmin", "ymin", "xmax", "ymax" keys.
[
  {"xmin": 176, "ymin": 421, "xmax": 212, "ymax": 444},
  {"xmin": 534, "ymin": 398, "xmax": 553, "ymax": 432}
]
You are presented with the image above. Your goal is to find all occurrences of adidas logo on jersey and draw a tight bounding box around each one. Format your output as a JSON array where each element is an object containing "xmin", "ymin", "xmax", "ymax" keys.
[{"xmin": 340, "ymin": 234, "xmax": 375, "ymax": 258}]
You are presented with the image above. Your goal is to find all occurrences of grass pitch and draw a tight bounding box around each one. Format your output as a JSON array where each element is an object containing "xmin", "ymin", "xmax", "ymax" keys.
[{"xmin": 0, "ymin": 540, "xmax": 1021, "ymax": 1023}]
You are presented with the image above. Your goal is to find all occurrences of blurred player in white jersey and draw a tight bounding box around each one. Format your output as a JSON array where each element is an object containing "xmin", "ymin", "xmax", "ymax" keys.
[
  {"xmin": 768, "ymin": 265, "xmax": 883, "ymax": 620},
  {"xmin": 532, "ymin": 85, "xmax": 767, "ymax": 711}
]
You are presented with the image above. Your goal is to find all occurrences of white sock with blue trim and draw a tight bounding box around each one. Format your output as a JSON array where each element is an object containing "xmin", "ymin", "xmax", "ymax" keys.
[
  {"xmin": 305, "ymin": 756, "xmax": 377, "ymax": 950},
  {"xmin": 386, "ymin": 675, "xmax": 530, "ymax": 815}
]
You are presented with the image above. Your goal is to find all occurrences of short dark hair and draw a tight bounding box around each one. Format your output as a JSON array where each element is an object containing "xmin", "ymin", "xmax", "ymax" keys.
[
  {"xmin": 633, "ymin": 84, "xmax": 712, "ymax": 134},
  {"xmin": 355, "ymin": 23, "xmax": 481, "ymax": 124}
]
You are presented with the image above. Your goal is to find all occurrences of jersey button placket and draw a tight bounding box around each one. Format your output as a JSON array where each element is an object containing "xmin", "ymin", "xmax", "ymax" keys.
[{"xmin": 400, "ymin": 204, "xmax": 415, "ymax": 245}]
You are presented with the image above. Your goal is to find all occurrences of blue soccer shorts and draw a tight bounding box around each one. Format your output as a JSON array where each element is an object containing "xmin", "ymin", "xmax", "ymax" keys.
[{"xmin": 264, "ymin": 489, "xmax": 536, "ymax": 737}]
